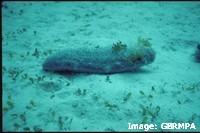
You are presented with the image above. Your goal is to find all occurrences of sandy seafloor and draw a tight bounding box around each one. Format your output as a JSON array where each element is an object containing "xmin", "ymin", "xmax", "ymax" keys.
[{"xmin": 2, "ymin": 1, "xmax": 200, "ymax": 132}]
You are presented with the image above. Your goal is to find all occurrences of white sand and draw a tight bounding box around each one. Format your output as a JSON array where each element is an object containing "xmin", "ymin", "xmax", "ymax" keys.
[{"xmin": 2, "ymin": 1, "xmax": 200, "ymax": 132}]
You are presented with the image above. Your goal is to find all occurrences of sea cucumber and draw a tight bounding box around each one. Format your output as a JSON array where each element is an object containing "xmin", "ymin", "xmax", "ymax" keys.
[
  {"xmin": 42, "ymin": 45, "xmax": 156, "ymax": 74},
  {"xmin": 195, "ymin": 44, "xmax": 200, "ymax": 62}
]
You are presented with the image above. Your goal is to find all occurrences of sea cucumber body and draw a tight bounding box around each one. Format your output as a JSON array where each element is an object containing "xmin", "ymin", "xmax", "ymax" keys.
[
  {"xmin": 195, "ymin": 44, "xmax": 200, "ymax": 62},
  {"xmin": 42, "ymin": 46, "xmax": 156, "ymax": 74}
]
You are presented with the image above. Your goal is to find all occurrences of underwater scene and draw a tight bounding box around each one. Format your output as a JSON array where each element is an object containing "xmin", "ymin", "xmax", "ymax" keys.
[{"xmin": 2, "ymin": 1, "xmax": 200, "ymax": 132}]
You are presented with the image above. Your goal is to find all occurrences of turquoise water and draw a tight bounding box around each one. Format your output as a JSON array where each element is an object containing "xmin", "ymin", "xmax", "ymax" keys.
[{"xmin": 2, "ymin": 2, "xmax": 200, "ymax": 132}]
